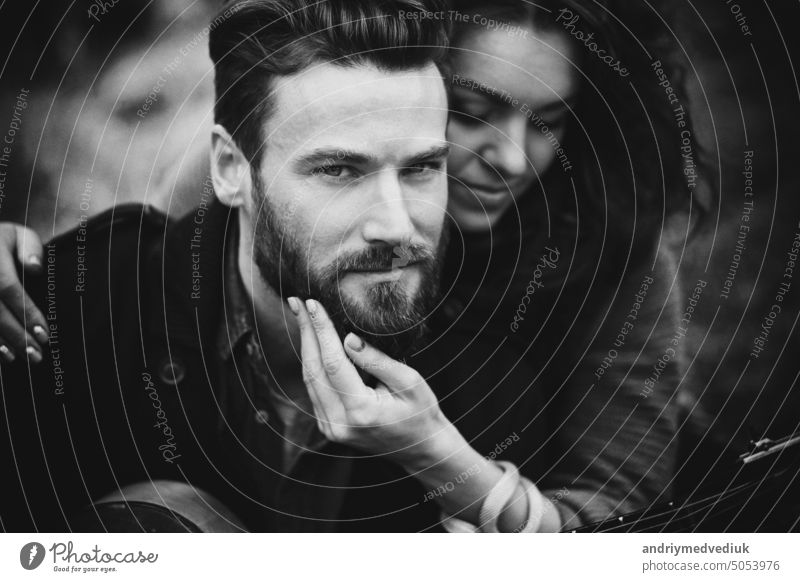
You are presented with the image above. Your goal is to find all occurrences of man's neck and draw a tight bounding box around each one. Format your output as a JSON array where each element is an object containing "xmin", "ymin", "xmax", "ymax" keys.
[{"xmin": 235, "ymin": 212, "xmax": 306, "ymax": 401}]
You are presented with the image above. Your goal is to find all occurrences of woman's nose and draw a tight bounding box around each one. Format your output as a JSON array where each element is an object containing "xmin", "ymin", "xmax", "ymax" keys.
[{"xmin": 481, "ymin": 118, "xmax": 529, "ymax": 178}]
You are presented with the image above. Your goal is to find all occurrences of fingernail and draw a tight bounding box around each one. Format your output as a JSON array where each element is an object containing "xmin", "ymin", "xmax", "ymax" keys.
[
  {"xmin": 345, "ymin": 333, "xmax": 365, "ymax": 352},
  {"xmin": 28, "ymin": 254, "xmax": 41, "ymax": 268},
  {"xmin": 305, "ymin": 299, "xmax": 318, "ymax": 317},
  {"xmin": 26, "ymin": 346, "xmax": 42, "ymax": 364},
  {"xmin": 287, "ymin": 297, "xmax": 300, "ymax": 315},
  {"xmin": 0, "ymin": 345, "xmax": 15, "ymax": 363},
  {"xmin": 33, "ymin": 325, "xmax": 49, "ymax": 343}
]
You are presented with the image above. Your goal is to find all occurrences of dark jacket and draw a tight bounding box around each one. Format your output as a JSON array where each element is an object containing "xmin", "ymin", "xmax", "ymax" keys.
[
  {"xmin": 0, "ymin": 200, "xmax": 449, "ymax": 532},
  {"xmin": 0, "ymin": 197, "xmax": 680, "ymax": 532},
  {"xmin": 0, "ymin": 201, "xmax": 240, "ymax": 531}
]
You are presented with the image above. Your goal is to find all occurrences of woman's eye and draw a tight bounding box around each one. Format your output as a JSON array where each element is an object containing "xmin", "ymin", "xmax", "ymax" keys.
[
  {"xmin": 450, "ymin": 99, "xmax": 492, "ymax": 124},
  {"xmin": 451, "ymin": 110, "xmax": 484, "ymax": 125},
  {"xmin": 535, "ymin": 115, "xmax": 567, "ymax": 130}
]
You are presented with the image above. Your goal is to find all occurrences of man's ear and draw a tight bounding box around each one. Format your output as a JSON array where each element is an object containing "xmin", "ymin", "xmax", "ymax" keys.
[{"xmin": 210, "ymin": 124, "xmax": 252, "ymax": 208}]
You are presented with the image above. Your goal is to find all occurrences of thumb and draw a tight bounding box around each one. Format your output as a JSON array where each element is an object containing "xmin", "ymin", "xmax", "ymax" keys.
[
  {"xmin": 15, "ymin": 225, "xmax": 44, "ymax": 273},
  {"xmin": 343, "ymin": 333, "xmax": 421, "ymax": 395}
]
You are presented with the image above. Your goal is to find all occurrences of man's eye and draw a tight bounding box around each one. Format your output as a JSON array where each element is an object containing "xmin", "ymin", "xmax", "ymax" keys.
[
  {"xmin": 312, "ymin": 165, "xmax": 355, "ymax": 179},
  {"xmin": 404, "ymin": 162, "xmax": 443, "ymax": 176}
]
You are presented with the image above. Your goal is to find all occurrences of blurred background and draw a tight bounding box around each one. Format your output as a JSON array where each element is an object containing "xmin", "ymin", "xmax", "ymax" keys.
[
  {"xmin": 0, "ymin": 0, "xmax": 799, "ymax": 524},
  {"xmin": 0, "ymin": 0, "xmax": 217, "ymax": 232}
]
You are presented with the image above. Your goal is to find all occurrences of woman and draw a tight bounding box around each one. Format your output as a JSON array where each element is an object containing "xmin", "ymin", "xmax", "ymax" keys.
[
  {"xmin": 417, "ymin": 0, "xmax": 695, "ymax": 530},
  {"xmin": 0, "ymin": 0, "xmax": 697, "ymax": 531}
]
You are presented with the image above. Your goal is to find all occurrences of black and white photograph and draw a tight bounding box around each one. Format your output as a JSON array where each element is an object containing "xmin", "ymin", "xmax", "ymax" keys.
[{"xmin": 0, "ymin": 0, "xmax": 799, "ymax": 577}]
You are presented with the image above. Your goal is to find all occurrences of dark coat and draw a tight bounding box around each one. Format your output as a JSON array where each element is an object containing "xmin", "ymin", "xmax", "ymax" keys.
[
  {"xmin": 1, "ymin": 195, "xmax": 680, "ymax": 532},
  {"xmin": 0, "ymin": 200, "xmax": 455, "ymax": 532},
  {"xmin": 0, "ymin": 201, "xmax": 240, "ymax": 531}
]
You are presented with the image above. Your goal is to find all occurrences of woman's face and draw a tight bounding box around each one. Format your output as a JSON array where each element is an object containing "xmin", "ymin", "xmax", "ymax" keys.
[{"xmin": 446, "ymin": 24, "xmax": 579, "ymax": 232}]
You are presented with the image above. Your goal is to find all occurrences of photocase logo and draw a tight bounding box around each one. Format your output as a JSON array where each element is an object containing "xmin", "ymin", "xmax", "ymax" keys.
[
  {"xmin": 391, "ymin": 245, "xmax": 413, "ymax": 271},
  {"xmin": 20, "ymin": 542, "xmax": 46, "ymax": 570}
]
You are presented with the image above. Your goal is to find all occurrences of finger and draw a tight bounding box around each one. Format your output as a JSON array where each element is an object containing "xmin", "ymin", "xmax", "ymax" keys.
[
  {"xmin": 288, "ymin": 297, "xmax": 344, "ymax": 416},
  {"xmin": 0, "ymin": 225, "xmax": 48, "ymax": 345},
  {"xmin": 0, "ymin": 303, "xmax": 42, "ymax": 363},
  {"xmin": 0, "ymin": 281, "xmax": 48, "ymax": 347},
  {"xmin": 304, "ymin": 299, "xmax": 368, "ymax": 404},
  {"xmin": 15, "ymin": 226, "xmax": 48, "ymax": 341},
  {"xmin": 343, "ymin": 333, "xmax": 422, "ymax": 395},
  {"xmin": 0, "ymin": 223, "xmax": 22, "ymax": 286},
  {"xmin": 286, "ymin": 298, "xmax": 328, "ymax": 424},
  {"xmin": 0, "ymin": 337, "xmax": 16, "ymax": 363},
  {"xmin": 15, "ymin": 225, "xmax": 44, "ymax": 274},
  {"xmin": 301, "ymin": 367, "xmax": 341, "ymax": 439}
]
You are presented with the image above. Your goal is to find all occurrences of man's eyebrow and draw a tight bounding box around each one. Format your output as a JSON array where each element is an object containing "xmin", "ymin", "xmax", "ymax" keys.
[
  {"xmin": 295, "ymin": 145, "xmax": 451, "ymax": 170},
  {"xmin": 404, "ymin": 144, "xmax": 451, "ymax": 166},
  {"xmin": 294, "ymin": 148, "xmax": 378, "ymax": 169},
  {"xmin": 453, "ymin": 80, "xmax": 577, "ymax": 114}
]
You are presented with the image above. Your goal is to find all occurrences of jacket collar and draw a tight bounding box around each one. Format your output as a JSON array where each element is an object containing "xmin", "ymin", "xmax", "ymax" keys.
[{"xmin": 216, "ymin": 217, "xmax": 256, "ymax": 362}]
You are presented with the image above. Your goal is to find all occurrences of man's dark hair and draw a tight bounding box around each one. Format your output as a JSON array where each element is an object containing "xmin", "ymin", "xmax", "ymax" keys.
[{"xmin": 209, "ymin": 0, "xmax": 450, "ymax": 168}]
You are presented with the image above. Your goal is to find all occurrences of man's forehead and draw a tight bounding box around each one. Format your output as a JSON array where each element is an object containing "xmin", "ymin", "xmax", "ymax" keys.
[{"xmin": 264, "ymin": 62, "xmax": 448, "ymax": 152}]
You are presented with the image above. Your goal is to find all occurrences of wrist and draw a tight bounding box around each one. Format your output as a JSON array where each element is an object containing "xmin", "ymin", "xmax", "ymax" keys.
[{"xmin": 397, "ymin": 418, "xmax": 473, "ymax": 474}]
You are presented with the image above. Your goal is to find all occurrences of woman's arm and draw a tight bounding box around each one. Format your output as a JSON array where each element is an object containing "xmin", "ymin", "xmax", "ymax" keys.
[
  {"xmin": 399, "ymin": 420, "xmax": 561, "ymax": 532},
  {"xmin": 290, "ymin": 296, "xmax": 561, "ymax": 532},
  {"xmin": 540, "ymin": 247, "xmax": 682, "ymax": 529}
]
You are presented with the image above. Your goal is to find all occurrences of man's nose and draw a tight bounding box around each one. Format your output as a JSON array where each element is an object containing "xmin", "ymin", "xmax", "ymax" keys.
[
  {"xmin": 361, "ymin": 170, "xmax": 416, "ymax": 245},
  {"xmin": 481, "ymin": 117, "xmax": 529, "ymax": 178}
]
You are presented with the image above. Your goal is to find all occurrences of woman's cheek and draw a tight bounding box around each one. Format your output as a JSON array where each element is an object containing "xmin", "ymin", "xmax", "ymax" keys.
[
  {"xmin": 541, "ymin": 125, "xmax": 572, "ymax": 172},
  {"xmin": 529, "ymin": 133, "xmax": 564, "ymax": 177},
  {"xmin": 446, "ymin": 122, "xmax": 482, "ymax": 176}
]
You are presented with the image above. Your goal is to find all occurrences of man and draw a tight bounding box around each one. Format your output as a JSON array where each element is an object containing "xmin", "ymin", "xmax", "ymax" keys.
[{"xmin": 1, "ymin": 0, "xmax": 559, "ymax": 533}]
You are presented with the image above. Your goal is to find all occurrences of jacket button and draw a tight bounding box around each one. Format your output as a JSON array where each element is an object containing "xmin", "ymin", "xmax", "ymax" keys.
[
  {"xmin": 158, "ymin": 357, "xmax": 186, "ymax": 386},
  {"xmin": 443, "ymin": 298, "xmax": 465, "ymax": 320}
]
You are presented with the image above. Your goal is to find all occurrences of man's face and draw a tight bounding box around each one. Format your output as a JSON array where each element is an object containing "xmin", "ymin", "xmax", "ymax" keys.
[{"xmin": 245, "ymin": 62, "xmax": 449, "ymax": 358}]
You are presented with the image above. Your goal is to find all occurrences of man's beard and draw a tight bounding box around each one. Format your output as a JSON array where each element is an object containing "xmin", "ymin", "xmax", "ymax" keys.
[{"xmin": 250, "ymin": 179, "xmax": 447, "ymax": 360}]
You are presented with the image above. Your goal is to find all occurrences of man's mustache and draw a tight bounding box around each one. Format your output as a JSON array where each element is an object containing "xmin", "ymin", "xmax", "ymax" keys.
[{"xmin": 332, "ymin": 243, "xmax": 437, "ymax": 273}]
